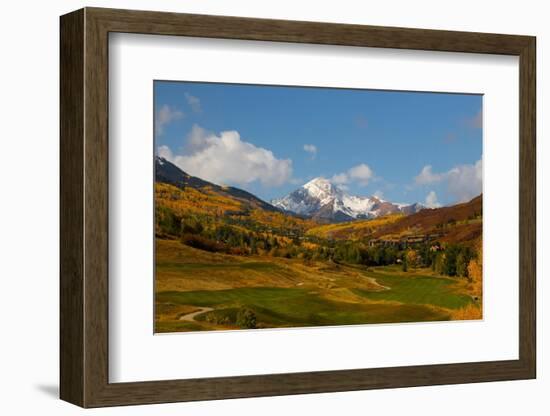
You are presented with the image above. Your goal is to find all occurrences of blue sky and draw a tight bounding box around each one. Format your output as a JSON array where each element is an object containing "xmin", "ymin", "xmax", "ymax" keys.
[{"xmin": 154, "ymin": 81, "xmax": 482, "ymax": 207}]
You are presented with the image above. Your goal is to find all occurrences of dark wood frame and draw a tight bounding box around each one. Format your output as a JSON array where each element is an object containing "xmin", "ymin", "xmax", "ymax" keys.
[{"xmin": 60, "ymin": 7, "xmax": 536, "ymax": 408}]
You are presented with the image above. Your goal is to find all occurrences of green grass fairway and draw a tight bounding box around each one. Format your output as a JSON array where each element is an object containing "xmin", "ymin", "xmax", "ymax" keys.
[
  {"xmin": 155, "ymin": 240, "xmax": 474, "ymax": 333},
  {"xmin": 354, "ymin": 267, "xmax": 472, "ymax": 309},
  {"xmin": 156, "ymin": 286, "xmax": 450, "ymax": 331}
]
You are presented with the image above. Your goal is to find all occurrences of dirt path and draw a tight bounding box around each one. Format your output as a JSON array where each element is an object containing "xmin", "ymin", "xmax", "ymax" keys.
[{"xmin": 178, "ymin": 307, "xmax": 213, "ymax": 322}]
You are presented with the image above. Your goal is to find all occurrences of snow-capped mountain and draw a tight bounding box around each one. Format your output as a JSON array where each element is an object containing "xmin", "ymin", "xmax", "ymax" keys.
[{"xmin": 271, "ymin": 177, "xmax": 423, "ymax": 222}]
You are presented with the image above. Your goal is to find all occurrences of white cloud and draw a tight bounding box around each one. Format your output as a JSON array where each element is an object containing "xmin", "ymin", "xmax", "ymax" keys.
[
  {"xmin": 159, "ymin": 125, "xmax": 292, "ymax": 187},
  {"xmin": 186, "ymin": 124, "xmax": 212, "ymax": 152},
  {"xmin": 155, "ymin": 105, "xmax": 184, "ymax": 136},
  {"xmin": 157, "ymin": 145, "xmax": 174, "ymax": 160},
  {"xmin": 303, "ymin": 144, "xmax": 317, "ymax": 158},
  {"xmin": 331, "ymin": 163, "xmax": 374, "ymax": 187},
  {"xmin": 155, "ymin": 104, "xmax": 185, "ymax": 136},
  {"xmin": 425, "ymin": 191, "xmax": 441, "ymax": 208},
  {"xmin": 414, "ymin": 159, "xmax": 482, "ymax": 202},
  {"xmin": 184, "ymin": 93, "xmax": 201, "ymax": 113},
  {"xmin": 414, "ymin": 165, "xmax": 444, "ymax": 185},
  {"xmin": 446, "ymin": 159, "xmax": 483, "ymax": 202},
  {"xmin": 331, "ymin": 172, "xmax": 349, "ymax": 185},
  {"xmin": 348, "ymin": 164, "xmax": 374, "ymax": 186},
  {"xmin": 373, "ymin": 190, "xmax": 384, "ymax": 200}
]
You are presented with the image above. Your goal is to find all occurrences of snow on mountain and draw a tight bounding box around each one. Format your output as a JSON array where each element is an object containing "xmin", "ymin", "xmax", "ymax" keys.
[{"xmin": 271, "ymin": 177, "xmax": 423, "ymax": 222}]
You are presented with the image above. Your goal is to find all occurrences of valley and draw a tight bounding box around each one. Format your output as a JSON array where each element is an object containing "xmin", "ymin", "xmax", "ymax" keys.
[{"xmin": 154, "ymin": 157, "xmax": 483, "ymax": 333}]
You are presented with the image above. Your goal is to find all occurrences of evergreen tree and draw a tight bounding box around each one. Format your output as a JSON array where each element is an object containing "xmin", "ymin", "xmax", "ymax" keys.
[
  {"xmin": 444, "ymin": 244, "xmax": 460, "ymax": 276},
  {"xmin": 402, "ymin": 253, "xmax": 408, "ymax": 272},
  {"xmin": 236, "ymin": 308, "xmax": 257, "ymax": 329},
  {"xmin": 250, "ymin": 238, "xmax": 258, "ymax": 255}
]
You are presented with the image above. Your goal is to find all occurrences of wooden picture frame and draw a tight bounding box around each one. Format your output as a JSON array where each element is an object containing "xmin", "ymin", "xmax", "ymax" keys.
[{"xmin": 60, "ymin": 7, "xmax": 536, "ymax": 408}]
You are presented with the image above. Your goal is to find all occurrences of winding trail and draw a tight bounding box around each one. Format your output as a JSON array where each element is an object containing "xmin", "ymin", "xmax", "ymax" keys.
[{"xmin": 179, "ymin": 307, "xmax": 213, "ymax": 322}]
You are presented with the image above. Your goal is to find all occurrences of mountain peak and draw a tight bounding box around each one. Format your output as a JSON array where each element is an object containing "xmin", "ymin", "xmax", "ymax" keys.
[
  {"xmin": 272, "ymin": 178, "xmax": 424, "ymax": 222},
  {"xmin": 302, "ymin": 177, "xmax": 341, "ymax": 201},
  {"xmin": 304, "ymin": 176, "xmax": 332, "ymax": 188}
]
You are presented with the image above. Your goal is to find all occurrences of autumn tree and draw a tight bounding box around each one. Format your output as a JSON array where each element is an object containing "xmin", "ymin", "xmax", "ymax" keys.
[
  {"xmin": 467, "ymin": 240, "xmax": 483, "ymax": 295},
  {"xmin": 406, "ymin": 249, "xmax": 419, "ymax": 269},
  {"xmin": 433, "ymin": 253, "xmax": 446, "ymax": 275},
  {"xmin": 452, "ymin": 239, "xmax": 483, "ymax": 320}
]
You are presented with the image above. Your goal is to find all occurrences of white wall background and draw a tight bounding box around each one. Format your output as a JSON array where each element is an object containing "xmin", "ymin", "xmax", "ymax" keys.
[{"xmin": 0, "ymin": 0, "xmax": 546, "ymax": 414}]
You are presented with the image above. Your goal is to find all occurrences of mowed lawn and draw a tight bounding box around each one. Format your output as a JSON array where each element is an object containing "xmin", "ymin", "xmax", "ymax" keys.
[
  {"xmin": 354, "ymin": 266, "xmax": 472, "ymax": 310},
  {"xmin": 154, "ymin": 240, "xmax": 475, "ymax": 332},
  {"xmin": 156, "ymin": 287, "xmax": 449, "ymax": 331}
]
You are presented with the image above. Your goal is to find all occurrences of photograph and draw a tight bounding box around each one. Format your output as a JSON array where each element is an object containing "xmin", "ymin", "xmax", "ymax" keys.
[{"xmin": 154, "ymin": 81, "xmax": 483, "ymax": 333}]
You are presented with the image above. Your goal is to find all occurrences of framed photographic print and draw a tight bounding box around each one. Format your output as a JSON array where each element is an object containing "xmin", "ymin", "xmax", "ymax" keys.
[
  {"xmin": 152, "ymin": 81, "xmax": 484, "ymax": 333},
  {"xmin": 60, "ymin": 7, "xmax": 536, "ymax": 408}
]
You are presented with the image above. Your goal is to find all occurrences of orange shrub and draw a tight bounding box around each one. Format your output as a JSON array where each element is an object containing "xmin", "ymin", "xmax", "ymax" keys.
[{"xmin": 450, "ymin": 303, "xmax": 482, "ymax": 320}]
